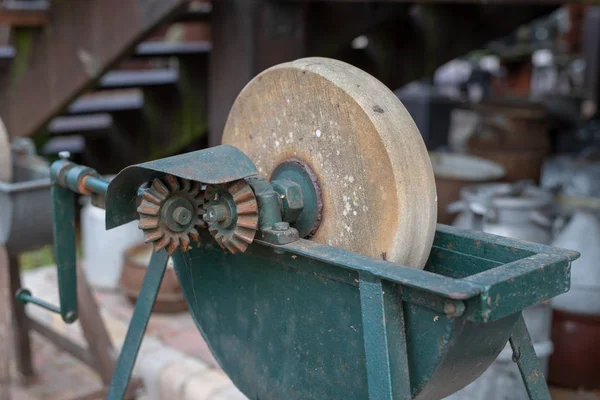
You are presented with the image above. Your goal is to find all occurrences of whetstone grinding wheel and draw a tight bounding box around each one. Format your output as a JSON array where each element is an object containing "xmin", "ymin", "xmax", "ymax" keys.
[
  {"xmin": 0, "ymin": 117, "xmax": 11, "ymax": 183},
  {"xmin": 222, "ymin": 58, "xmax": 437, "ymax": 269}
]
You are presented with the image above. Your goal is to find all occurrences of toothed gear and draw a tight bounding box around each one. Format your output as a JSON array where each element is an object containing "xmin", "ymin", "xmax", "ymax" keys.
[
  {"xmin": 137, "ymin": 174, "xmax": 205, "ymax": 255},
  {"xmin": 204, "ymin": 179, "xmax": 258, "ymax": 254}
]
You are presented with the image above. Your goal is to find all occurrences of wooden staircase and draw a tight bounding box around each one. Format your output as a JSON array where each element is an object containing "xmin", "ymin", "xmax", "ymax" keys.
[{"xmin": 0, "ymin": 0, "xmax": 565, "ymax": 174}]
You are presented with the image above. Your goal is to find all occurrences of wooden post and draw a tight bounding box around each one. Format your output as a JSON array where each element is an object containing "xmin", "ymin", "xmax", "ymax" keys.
[
  {"xmin": 7, "ymin": 255, "xmax": 33, "ymax": 380},
  {"xmin": 208, "ymin": 0, "xmax": 306, "ymax": 146},
  {"xmin": 0, "ymin": 246, "xmax": 12, "ymax": 400},
  {"xmin": 76, "ymin": 264, "xmax": 115, "ymax": 386}
]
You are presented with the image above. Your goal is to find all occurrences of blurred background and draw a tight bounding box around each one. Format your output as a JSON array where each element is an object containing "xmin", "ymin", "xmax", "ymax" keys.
[{"xmin": 1, "ymin": 0, "xmax": 600, "ymax": 399}]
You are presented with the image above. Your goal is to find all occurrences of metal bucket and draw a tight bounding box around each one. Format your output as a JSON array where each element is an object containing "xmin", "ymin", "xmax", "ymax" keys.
[
  {"xmin": 0, "ymin": 140, "xmax": 52, "ymax": 254},
  {"xmin": 81, "ymin": 201, "xmax": 144, "ymax": 289},
  {"xmin": 430, "ymin": 152, "xmax": 505, "ymax": 224},
  {"xmin": 451, "ymin": 182, "xmax": 554, "ymax": 245},
  {"xmin": 551, "ymin": 212, "xmax": 600, "ymax": 315},
  {"xmin": 448, "ymin": 182, "xmax": 555, "ymax": 399}
]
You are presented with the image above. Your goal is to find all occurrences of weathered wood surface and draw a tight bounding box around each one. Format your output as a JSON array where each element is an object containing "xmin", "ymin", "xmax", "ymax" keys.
[
  {"xmin": 0, "ymin": 1, "xmax": 48, "ymax": 27},
  {"xmin": 0, "ymin": 0, "xmax": 196, "ymax": 138},
  {"xmin": 7, "ymin": 255, "xmax": 32, "ymax": 380},
  {"xmin": 208, "ymin": 0, "xmax": 306, "ymax": 146},
  {"xmin": 0, "ymin": 246, "xmax": 11, "ymax": 400}
]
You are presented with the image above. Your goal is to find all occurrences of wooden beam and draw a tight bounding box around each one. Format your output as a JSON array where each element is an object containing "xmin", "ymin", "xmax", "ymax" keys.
[
  {"xmin": 285, "ymin": 0, "xmax": 590, "ymax": 4},
  {"xmin": 0, "ymin": 247, "xmax": 11, "ymax": 400},
  {"xmin": 28, "ymin": 316, "xmax": 94, "ymax": 368},
  {"xmin": 0, "ymin": 1, "xmax": 48, "ymax": 27},
  {"xmin": 0, "ymin": 0, "xmax": 193, "ymax": 138},
  {"xmin": 208, "ymin": 0, "xmax": 307, "ymax": 146},
  {"xmin": 76, "ymin": 265, "xmax": 116, "ymax": 386},
  {"xmin": 307, "ymin": 2, "xmax": 556, "ymax": 90},
  {"xmin": 7, "ymin": 254, "xmax": 33, "ymax": 380}
]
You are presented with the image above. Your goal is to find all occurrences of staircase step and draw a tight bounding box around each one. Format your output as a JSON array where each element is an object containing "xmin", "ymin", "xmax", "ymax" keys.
[
  {"xmin": 99, "ymin": 69, "xmax": 178, "ymax": 89},
  {"xmin": 0, "ymin": 46, "xmax": 15, "ymax": 58},
  {"xmin": 48, "ymin": 114, "xmax": 113, "ymax": 134},
  {"xmin": 174, "ymin": 2, "xmax": 212, "ymax": 22},
  {"xmin": 134, "ymin": 41, "xmax": 211, "ymax": 57},
  {"xmin": 0, "ymin": 0, "xmax": 49, "ymax": 26},
  {"xmin": 42, "ymin": 135, "xmax": 85, "ymax": 155},
  {"xmin": 68, "ymin": 91, "xmax": 144, "ymax": 114}
]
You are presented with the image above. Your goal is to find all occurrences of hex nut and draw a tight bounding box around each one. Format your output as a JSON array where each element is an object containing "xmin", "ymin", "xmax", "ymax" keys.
[{"xmin": 271, "ymin": 180, "xmax": 304, "ymax": 222}]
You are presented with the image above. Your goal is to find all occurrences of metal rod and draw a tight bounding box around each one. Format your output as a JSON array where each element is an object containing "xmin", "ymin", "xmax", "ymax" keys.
[
  {"xmin": 359, "ymin": 272, "xmax": 396, "ymax": 400},
  {"xmin": 16, "ymin": 289, "xmax": 60, "ymax": 314},
  {"xmin": 83, "ymin": 175, "xmax": 109, "ymax": 196},
  {"xmin": 509, "ymin": 313, "xmax": 552, "ymax": 400},
  {"xmin": 52, "ymin": 183, "xmax": 78, "ymax": 323},
  {"xmin": 106, "ymin": 249, "xmax": 169, "ymax": 400}
]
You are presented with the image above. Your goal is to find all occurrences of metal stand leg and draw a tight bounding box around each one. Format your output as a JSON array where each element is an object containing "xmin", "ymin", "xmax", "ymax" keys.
[
  {"xmin": 509, "ymin": 313, "xmax": 551, "ymax": 400},
  {"xmin": 106, "ymin": 250, "xmax": 169, "ymax": 400},
  {"xmin": 359, "ymin": 272, "xmax": 411, "ymax": 400}
]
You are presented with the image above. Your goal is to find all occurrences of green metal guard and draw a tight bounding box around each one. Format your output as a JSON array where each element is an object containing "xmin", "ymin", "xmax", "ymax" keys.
[{"xmin": 22, "ymin": 146, "xmax": 579, "ymax": 400}]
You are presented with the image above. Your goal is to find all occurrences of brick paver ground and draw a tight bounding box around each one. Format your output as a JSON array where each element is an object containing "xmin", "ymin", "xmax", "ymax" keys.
[
  {"xmin": 8, "ymin": 266, "xmax": 600, "ymax": 400},
  {"xmin": 9, "ymin": 266, "xmax": 233, "ymax": 400}
]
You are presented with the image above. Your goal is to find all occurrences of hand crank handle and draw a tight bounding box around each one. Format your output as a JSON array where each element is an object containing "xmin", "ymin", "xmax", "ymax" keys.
[{"xmin": 17, "ymin": 154, "xmax": 108, "ymax": 324}]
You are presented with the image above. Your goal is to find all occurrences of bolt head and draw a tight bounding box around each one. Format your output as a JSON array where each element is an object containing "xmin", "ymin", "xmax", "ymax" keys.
[
  {"xmin": 203, "ymin": 204, "xmax": 229, "ymax": 225},
  {"xmin": 271, "ymin": 180, "xmax": 304, "ymax": 222},
  {"xmin": 58, "ymin": 151, "xmax": 71, "ymax": 160},
  {"xmin": 173, "ymin": 207, "xmax": 193, "ymax": 225},
  {"xmin": 273, "ymin": 221, "xmax": 290, "ymax": 231}
]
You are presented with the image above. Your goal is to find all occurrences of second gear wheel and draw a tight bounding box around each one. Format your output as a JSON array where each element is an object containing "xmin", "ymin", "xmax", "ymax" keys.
[{"xmin": 204, "ymin": 179, "xmax": 259, "ymax": 254}]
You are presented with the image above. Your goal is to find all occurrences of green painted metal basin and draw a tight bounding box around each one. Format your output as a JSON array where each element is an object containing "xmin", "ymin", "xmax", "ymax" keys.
[{"xmin": 170, "ymin": 224, "xmax": 578, "ymax": 400}]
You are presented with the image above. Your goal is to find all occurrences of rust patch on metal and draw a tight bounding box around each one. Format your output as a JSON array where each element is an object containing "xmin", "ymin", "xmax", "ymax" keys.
[
  {"xmin": 79, "ymin": 175, "xmax": 94, "ymax": 195},
  {"xmin": 528, "ymin": 370, "xmax": 540, "ymax": 382}
]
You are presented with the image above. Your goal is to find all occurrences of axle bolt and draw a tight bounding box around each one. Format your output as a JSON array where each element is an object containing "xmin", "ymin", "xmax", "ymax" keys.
[
  {"xmin": 273, "ymin": 221, "xmax": 290, "ymax": 231},
  {"xmin": 204, "ymin": 204, "xmax": 229, "ymax": 224},
  {"xmin": 173, "ymin": 207, "xmax": 193, "ymax": 225}
]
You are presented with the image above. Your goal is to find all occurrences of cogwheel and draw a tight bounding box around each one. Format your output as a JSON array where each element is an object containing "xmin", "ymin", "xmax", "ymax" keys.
[
  {"xmin": 137, "ymin": 174, "xmax": 205, "ymax": 255},
  {"xmin": 203, "ymin": 179, "xmax": 258, "ymax": 254}
]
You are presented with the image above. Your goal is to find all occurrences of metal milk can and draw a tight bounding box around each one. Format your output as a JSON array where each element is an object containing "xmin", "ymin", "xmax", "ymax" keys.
[
  {"xmin": 451, "ymin": 182, "xmax": 554, "ymax": 245},
  {"xmin": 448, "ymin": 182, "xmax": 555, "ymax": 400}
]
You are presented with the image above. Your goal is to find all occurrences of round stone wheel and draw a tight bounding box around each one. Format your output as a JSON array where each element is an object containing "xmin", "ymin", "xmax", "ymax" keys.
[{"xmin": 222, "ymin": 58, "xmax": 436, "ymax": 269}]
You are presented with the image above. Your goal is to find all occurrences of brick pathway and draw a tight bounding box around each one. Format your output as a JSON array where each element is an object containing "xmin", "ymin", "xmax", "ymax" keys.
[
  {"xmin": 9, "ymin": 267, "xmax": 600, "ymax": 400},
  {"xmin": 9, "ymin": 266, "xmax": 245, "ymax": 400}
]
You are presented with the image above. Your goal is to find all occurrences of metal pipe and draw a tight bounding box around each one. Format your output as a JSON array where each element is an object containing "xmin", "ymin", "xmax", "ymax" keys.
[
  {"xmin": 16, "ymin": 289, "xmax": 61, "ymax": 314},
  {"xmin": 83, "ymin": 175, "xmax": 109, "ymax": 196}
]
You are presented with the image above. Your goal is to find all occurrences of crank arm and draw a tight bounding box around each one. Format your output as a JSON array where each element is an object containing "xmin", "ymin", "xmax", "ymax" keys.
[{"xmin": 17, "ymin": 154, "xmax": 109, "ymax": 323}]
